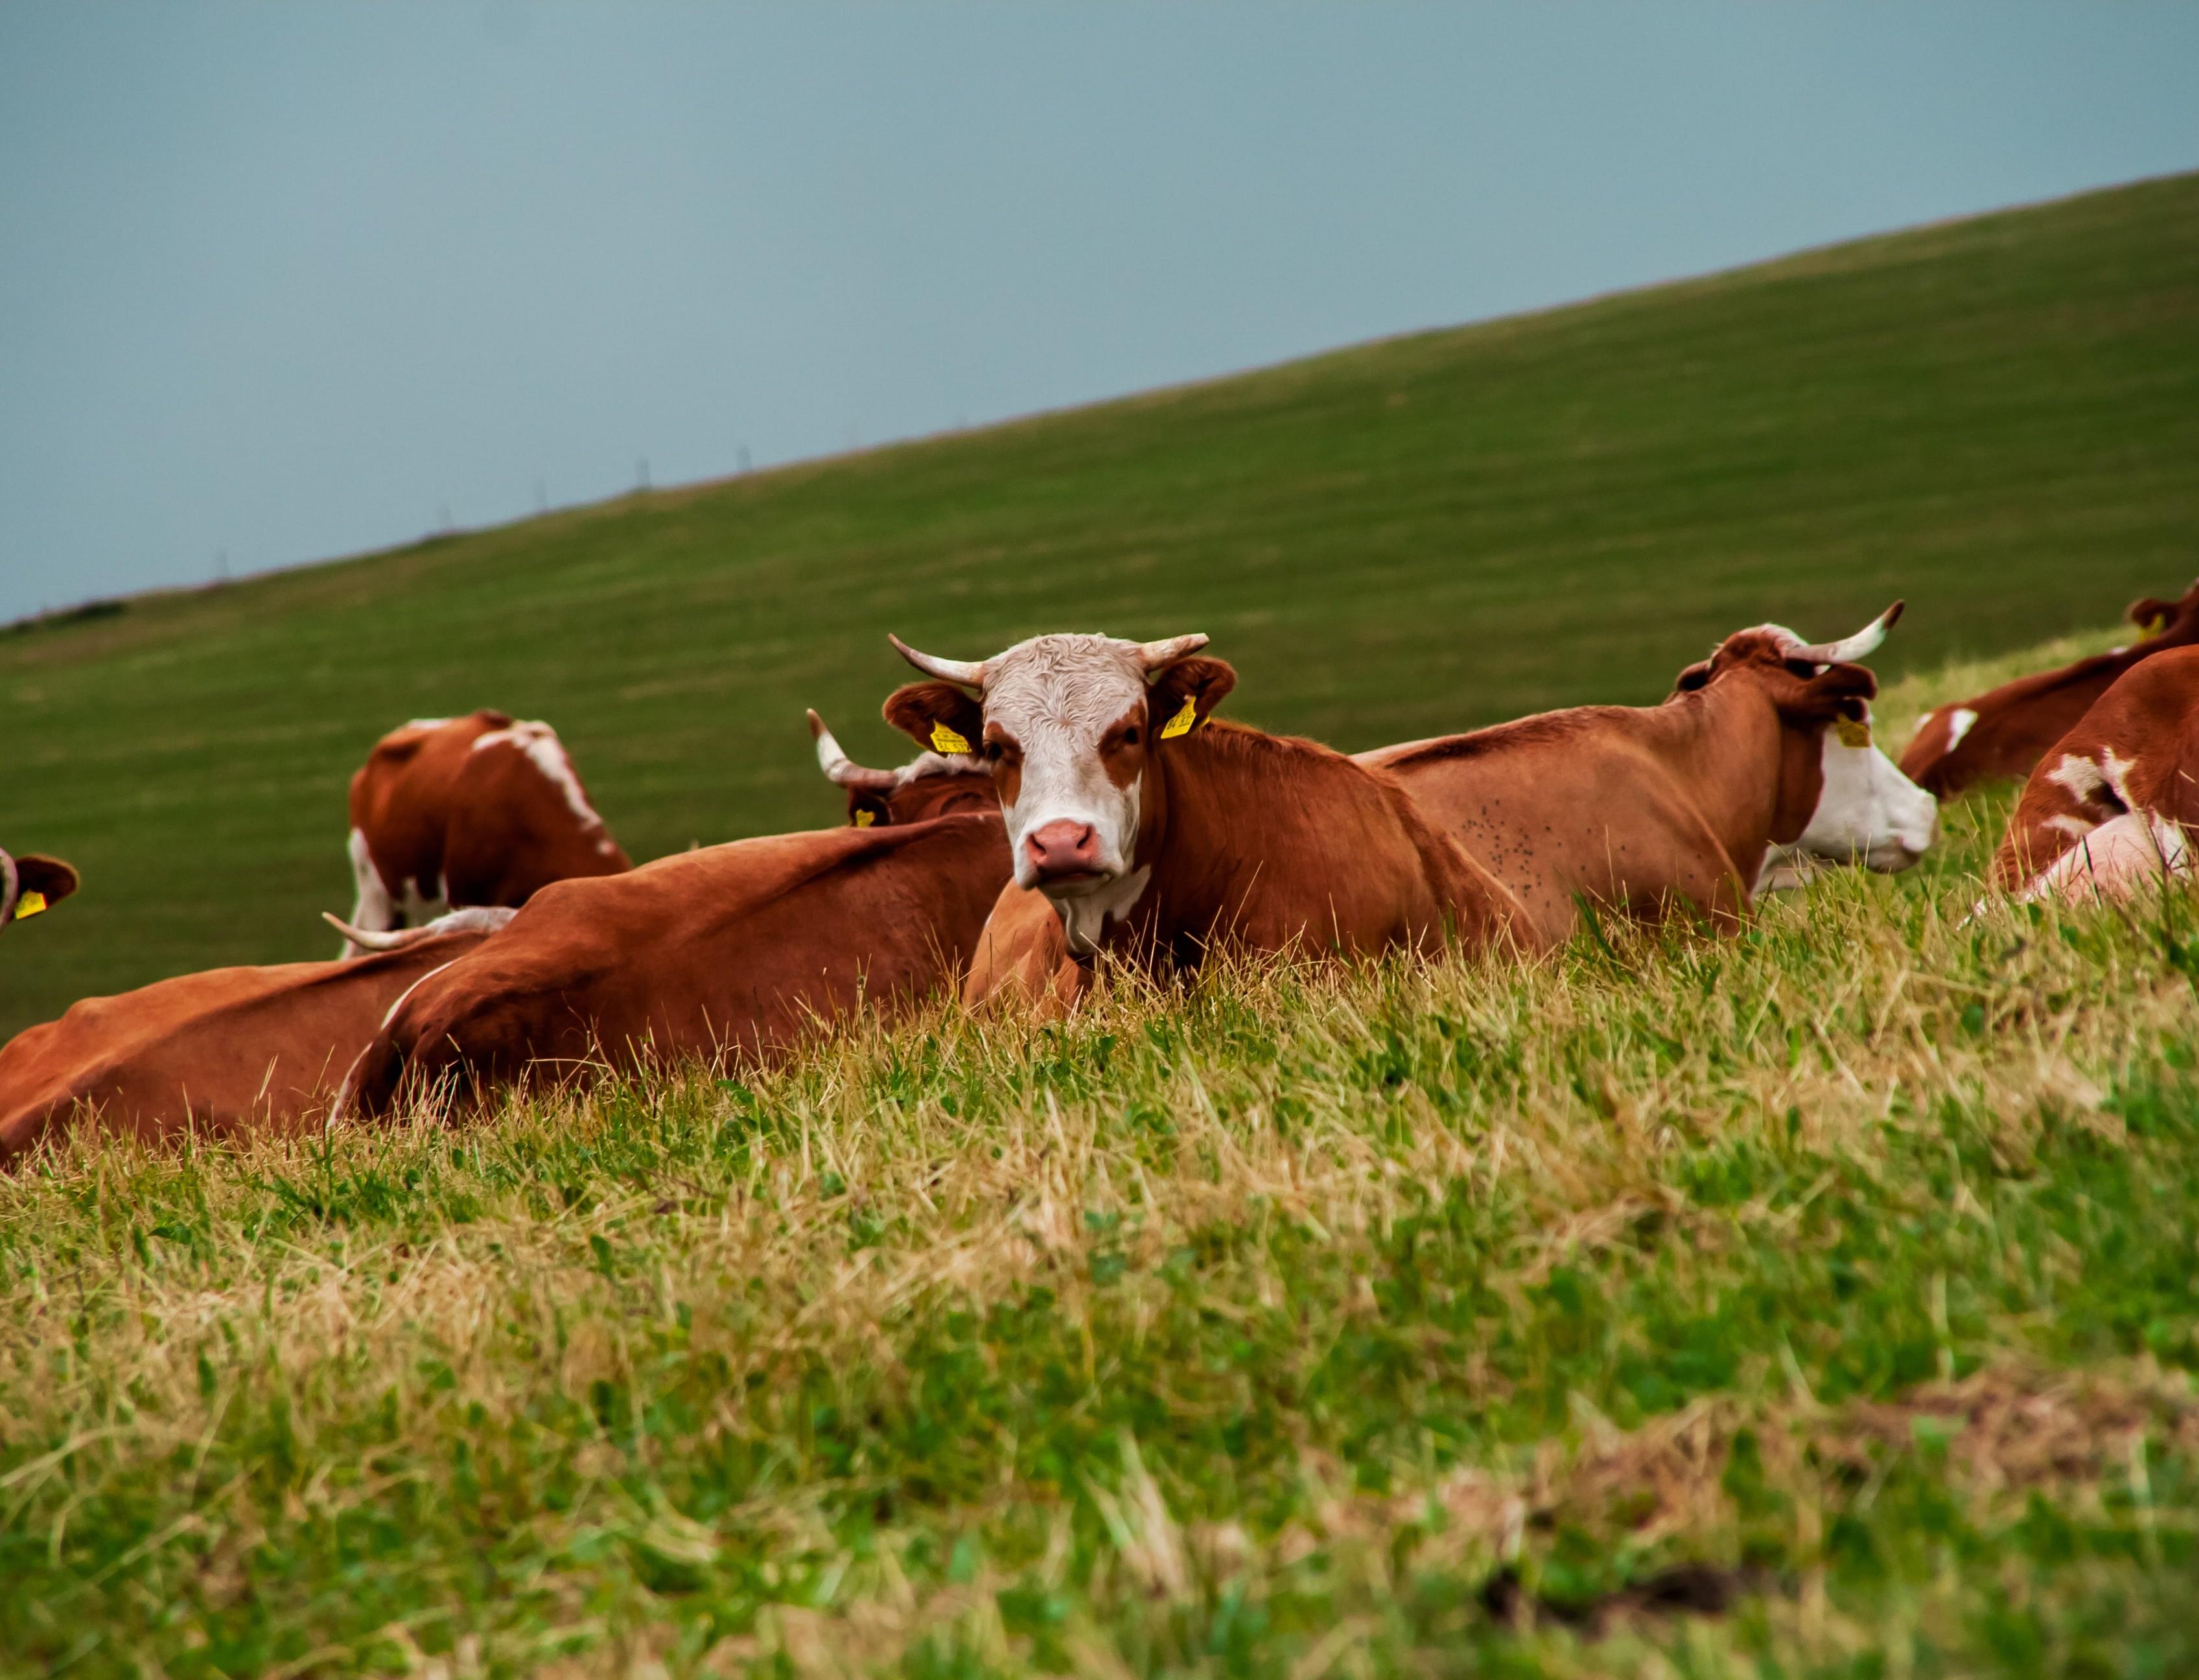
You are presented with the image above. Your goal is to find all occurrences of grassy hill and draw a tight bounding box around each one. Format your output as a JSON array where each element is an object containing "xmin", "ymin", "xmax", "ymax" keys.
[
  {"xmin": 6, "ymin": 630, "xmax": 2199, "ymax": 1676},
  {"xmin": 5, "ymin": 172, "xmax": 2198, "ymax": 1034}
]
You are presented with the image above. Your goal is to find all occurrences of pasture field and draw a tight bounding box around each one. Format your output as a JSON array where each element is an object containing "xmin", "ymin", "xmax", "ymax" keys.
[
  {"xmin": 5, "ymin": 171, "xmax": 2199, "ymax": 1036},
  {"xmin": 6, "ymin": 633, "xmax": 2199, "ymax": 1679}
]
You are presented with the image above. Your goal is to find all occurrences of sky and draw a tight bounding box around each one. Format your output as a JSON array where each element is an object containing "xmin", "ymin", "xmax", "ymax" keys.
[{"xmin": 3, "ymin": 4, "xmax": 2197, "ymax": 624}]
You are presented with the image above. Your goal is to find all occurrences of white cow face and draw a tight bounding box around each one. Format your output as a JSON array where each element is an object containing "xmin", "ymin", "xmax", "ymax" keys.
[
  {"xmin": 882, "ymin": 631, "xmax": 1234, "ymax": 944},
  {"xmin": 1758, "ymin": 719, "xmax": 1938, "ymax": 891}
]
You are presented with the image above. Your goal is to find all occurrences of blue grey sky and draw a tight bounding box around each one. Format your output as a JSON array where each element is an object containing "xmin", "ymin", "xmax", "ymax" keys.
[{"xmin": 4, "ymin": 3, "xmax": 2196, "ymax": 624}]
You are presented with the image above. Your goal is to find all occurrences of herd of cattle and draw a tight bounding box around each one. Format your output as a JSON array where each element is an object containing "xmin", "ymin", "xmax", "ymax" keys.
[{"xmin": 3, "ymin": 576, "xmax": 2196, "ymax": 1163}]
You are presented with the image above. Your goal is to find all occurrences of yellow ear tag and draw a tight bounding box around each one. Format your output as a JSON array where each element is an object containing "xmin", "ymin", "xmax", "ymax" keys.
[
  {"xmin": 2147, "ymin": 614, "xmax": 2172, "ymax": 639},
  {"xmin": 854, "ymin": 808, "xmax": 876, "ymax": 828},
  {"xmin": 1833, "ymin": 716, "xmax": 1873, "ymax": 749},
  {"xmin": 1159, "ymin": 695, "xmax": 1200, "ymax": 740},
  {"xmin": 929, "ymin": 720, "xmax": 972, "ymax": 756},
  {"xmin": 12, "ymin": 891, "xmax": 47, "ymax": 921}
]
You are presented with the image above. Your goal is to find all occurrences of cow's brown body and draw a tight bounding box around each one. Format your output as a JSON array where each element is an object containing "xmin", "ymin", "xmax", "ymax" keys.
[
  {"xmin": 937, "ymin": 716, "xmax": 1513, "ymax": 1011},
  {"xmin": 1900, "ymin": 582, "xmax": 2199, "ymax": 798},
  {"xmin": 1358, "ymin": 631, "xmax": 1879, "ymax": 950},
  {"xmin": 347, "ymin": 813, "xmax": 1010, "ymax": 1115},
  {"xmin": 346, "ymin": 710, "xmax": 629, "ymax": 948},
  {"xmin": 1990, "ymin": 645, "xmax": 2199, "ymax": 894},
  {"xmin": 0, "ymin": 929, "xmax": 491, "ymax": 1163},
  {"xmin": 1076, "ymin": 721, "xmax": 1506, "ymax": 965}
]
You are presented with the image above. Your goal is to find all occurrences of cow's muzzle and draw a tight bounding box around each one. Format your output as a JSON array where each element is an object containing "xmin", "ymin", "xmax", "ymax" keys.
[{"xmin": 1023, "ymin": 819, "xmax": 1107, "ymax": 887}]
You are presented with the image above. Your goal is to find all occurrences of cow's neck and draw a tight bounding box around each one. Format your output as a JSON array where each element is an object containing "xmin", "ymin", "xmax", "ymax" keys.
[{"xmin": 1639, "ymin": 682, "xmax": 1816, "ymax": 888}]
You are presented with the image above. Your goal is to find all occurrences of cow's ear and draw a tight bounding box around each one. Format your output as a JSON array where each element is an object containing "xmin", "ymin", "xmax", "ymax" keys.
[
  {"xmin": 1146, "ymin": 657, "xmax": 1237, "ymax": 741},
  {"xmin": 1671, "ymin": 659, "xmax": 1714, "ymax": 695},
  {"xmin": 883, "ymin": 681, "xmax": 984, "ymax": 757},
  {"xmin": 848, "ymin": 791, "xmax": 890, "ymax": 829},
  {"xmin": 2129, "ymin": 596, "xmax": 2178, "ymax": 635},
  {"xmin": 15, "ymin": 856, "xmax": 79, "ymax": 906},
  {"xmin": 1793, "ymin": 660, "xmax": 1879, "ymax": 723}
]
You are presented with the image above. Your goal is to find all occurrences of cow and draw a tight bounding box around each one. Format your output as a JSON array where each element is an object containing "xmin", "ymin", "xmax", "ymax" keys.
[
  {"xmin": 0, "ymin": 909, "xmax": 508, "ymax": 1164},
  {"xmin": 1988, "ymin": 644, "xmax": 2199, "ymax": 904},
  {"xmin": 807, "ymin": 710, "xmax": 994, "ymax": 827},
  {"xmin": 1899, "ymin": 578, "xmax": 2199, "ymax": 799},
  {"xmin": 342, "ymin": 812, "xmax": 1010, "ymax": 1117},
  {"xmin": 883, "ymin": 631, "xmax": 1513, "ymax": 1013},
  {"xmin": 1354, "ymin": 606, "xmax": 1926, "ymax": 951},
  {"xmin": 2, "ymin": 848, "xmax": 79, "ymax": 935},
  {"xmin": 343, "ymin": 710, "xmax": 630, "ymax": 957}
]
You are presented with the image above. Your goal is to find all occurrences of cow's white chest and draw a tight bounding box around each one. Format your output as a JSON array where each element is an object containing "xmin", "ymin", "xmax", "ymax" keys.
[{"xmin": 1053, "ymin": 865, "xmax": 1153, "ymax": 956}]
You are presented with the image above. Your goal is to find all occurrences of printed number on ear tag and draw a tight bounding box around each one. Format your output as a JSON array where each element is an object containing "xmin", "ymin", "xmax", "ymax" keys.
[
  {"xmin": 1834, "ymin": 717, "xmax": 1873, "ymax": 749},
  {"xmin": 12, "ymin": 891, "xmax": 47, "ymax": 921},
  {"xmin": 1159, "ymin": 695, "xmax": 1200, "ymax": 740},
  {"xmin": 930, "ymin": 721, "xmax": 972, "ymax": 755},
  {"xmin": 854, "ymin": 809, "xmax": 876, "ymax": 828}
]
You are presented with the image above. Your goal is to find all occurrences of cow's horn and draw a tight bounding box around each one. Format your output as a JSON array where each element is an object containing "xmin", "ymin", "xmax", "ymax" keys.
[
  {"xmin": 807, "ymin": 709, "xmax": 898, "ymax": 790},
  {"xmin": 888, "ymin": 635, "xmax": 985, "ymax": 688},
  {"xmin": 1134, "ymin": 633, "xmax": 1209, "ymax": 671},
  {"xmin": 1796, "ymin": 600, "xmax": 1903, "ymax": 666},
  {"xmin": 323, "ymin": 912, "xmax": 429, "ymax": 951},
  {"xmin": 322, "ymin": 905, "xmax": 516, "ymax": 951}
]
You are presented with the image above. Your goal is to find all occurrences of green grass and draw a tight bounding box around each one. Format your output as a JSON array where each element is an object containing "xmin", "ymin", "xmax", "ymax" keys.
[
  {"xmin": 5, "ymin": 172, "xmax": 2199, "ymax": 1034},
  {"xmin": 7, "ymin": 633, "xmax": 2199, "ymax": 1677}
]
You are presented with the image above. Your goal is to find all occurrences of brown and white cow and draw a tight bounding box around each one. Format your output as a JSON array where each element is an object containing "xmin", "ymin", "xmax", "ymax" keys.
[
  {"xmin": 807, "ymin": 710, "xmax": 995, "ymax": 827},
  {"xmin": 0, "ymin": 909, "xmax": 507, "ymax": 1163},
  {"xmin": 343, "ymin": 710, "xmax": 630, "ymax": 957},
  {"xmin": 1356, "ymin": 607, "xmax": 1918, "ymax": 951},
  {"xmin": 343, "ymin": 812, "xmax": 1010, "ymax": 1117},
  {"xmin": 883, "ymin": 631, "xmax": 1512, "ymax": 1011},
  {"xmin": 1, "ymin": 848, "xmax": 80, "ymax": 935},
  {"xmin": 1988, "ymin": 644, "xmax": 2199, "ymax": 904},
  {"xmin": 1899, "ymin": 578, "xmax": 2199, "ymax": 799}
]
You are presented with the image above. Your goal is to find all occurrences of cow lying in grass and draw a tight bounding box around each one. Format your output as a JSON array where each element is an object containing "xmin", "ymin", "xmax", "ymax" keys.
[
  {"xmin": 1, "ymin": 848, "xmax": 78, "ymax": 935},
  {"xmin": 882, "ymin": 630, "xmax": 1516, "ymax": 1012},
  {"xmin": 0, "ymin": 909, "xmax": 507, "ymax": 1163},
  {"xmin": 961, "ymin": 612, "xmax": 1928, "ymax": 1008},
  {"xmin": 1360, "ymin": 605, "xmax": 1927, "ymax": 950},
  {"xmin": 343, "ymin": 710, "xmax": 630, "ymax": 956},
  {"xmin": 1900, "ymin": 576, "xmax": 2199, "ymax": 799},
  {"xmin": 343, "ymin": 802, "xmax": 1011, "ymax": 1119},
  {"xmin": 1990, "ymin": 644, "xmax": 2199, "ymax": 904}
]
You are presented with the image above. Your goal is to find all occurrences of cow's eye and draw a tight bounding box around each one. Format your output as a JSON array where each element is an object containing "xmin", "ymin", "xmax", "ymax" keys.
[{"xmin": 1121, "ymin": 726, "xmax": 1141, "ymax": 748}]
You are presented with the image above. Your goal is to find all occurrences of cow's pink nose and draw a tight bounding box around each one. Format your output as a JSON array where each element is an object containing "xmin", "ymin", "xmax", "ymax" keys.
[{"xmin": 1024, "ymin": 819, "xmax": 1102, "ymax": 880}]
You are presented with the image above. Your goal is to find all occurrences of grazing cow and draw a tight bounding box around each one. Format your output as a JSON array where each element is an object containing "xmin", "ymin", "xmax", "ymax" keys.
[
  {"xmin": 1899, "ymin": 578, "xmax": 2199, "ymax": 798},
  {"xmin": 0, "ymin": 909, "xmax": 507, "ymax": 1163},
  {"xmin": 1989, "ymin": 644, "xmax": 2199, "ymax": 903},
  {"xmin": 807, "ymin": 710, "xmax": 994, "ymax": 826},
  {"xmin": 883, "ymin": 631, "xmax": 1511, "ymax": 1012},
  {"xmin": 1, "ymin": 849, "xmax": 79, "ymax": 934},
  {"xmin": 343, "ymin": 813, "xmax": 1010, "ymax": 1116},
  {"xmin": 1356, "ymin": 607, "xmax": 1924, "ymax": 950},
  {"xmin": 343, "ymin": 710, "xmax": 630, "ymax": 956}
]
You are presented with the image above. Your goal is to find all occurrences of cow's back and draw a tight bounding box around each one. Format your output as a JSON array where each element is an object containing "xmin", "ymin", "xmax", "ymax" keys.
[
  {"xmin": 1364, "ymin": 709, "xmax": 1747, "ymax": 948},
  {"xmin": 353, "ymin": 814, "xmax": 1010, "ymax": 1114},
  {"xmin": 0, "ymin": 937, "xmax": 489, "ymax": 1163}
]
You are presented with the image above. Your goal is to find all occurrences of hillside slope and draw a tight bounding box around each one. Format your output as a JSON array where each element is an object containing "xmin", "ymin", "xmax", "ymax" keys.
[{"xmin": 5, "ymin": 172, "xmax": 2197, "ymax": 1032}]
